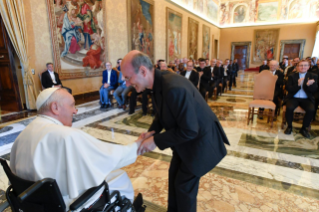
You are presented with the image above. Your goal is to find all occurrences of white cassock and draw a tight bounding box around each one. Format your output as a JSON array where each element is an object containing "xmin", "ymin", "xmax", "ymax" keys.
[{"xmin": 10, "ymin": 115, "xmax": 138, "ymax": 211}]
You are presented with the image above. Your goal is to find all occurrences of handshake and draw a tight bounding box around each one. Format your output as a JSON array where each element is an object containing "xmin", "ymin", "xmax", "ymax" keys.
[{"xmin": 135, "ymin": 131, "xmax": 156, "ymax": 155}]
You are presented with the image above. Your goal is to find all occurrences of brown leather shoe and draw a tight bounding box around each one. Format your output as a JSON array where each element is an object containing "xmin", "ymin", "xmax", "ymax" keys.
[{"xmin": 122, "ymin": 105, "xmax": 127, "ymax": 110}]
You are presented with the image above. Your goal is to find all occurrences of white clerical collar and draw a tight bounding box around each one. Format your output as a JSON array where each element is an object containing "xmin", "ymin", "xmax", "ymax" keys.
[
  {"xmin": 272, "ymin": 70, "xmax": 276, "ymax": 75},
  {"xmin": 299, "ymin": 72, "xmax": 306, "ymax": 77},
  {"xmin": 38, "ymin": 114, "xmax": 63, "ymax": 126}
]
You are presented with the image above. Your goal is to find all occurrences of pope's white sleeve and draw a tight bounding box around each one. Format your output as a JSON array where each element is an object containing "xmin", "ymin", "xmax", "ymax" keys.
[{"xmin": 114, "ymin": 142, "xmax": 138, "ymax": 170}]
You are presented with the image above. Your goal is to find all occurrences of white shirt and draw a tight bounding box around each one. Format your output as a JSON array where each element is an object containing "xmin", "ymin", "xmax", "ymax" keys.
[
  {"xmin": 294, "ymin": 73, "xmax": 308, "ymax": 99},
  {"xmin": 48, "ymin": 70, "xmax": 57, "ymax": 85},
  {"xmin": 107, "ymin": 70, "xmax": 112, "ymax": 84},
  {"xmin": 10, "ymin": 115, "xmax": 137, "ymax": 211},
  {"xmin": 224, "ymin": 66, "xmax": 228, "ymax": 76},
  {"xmin": 185, "ymin": 70, "xmax": 192, "ymax": 79},
  {"xmin": 272, "ymin": 70, "xmax": 276, "ymax": 75}
]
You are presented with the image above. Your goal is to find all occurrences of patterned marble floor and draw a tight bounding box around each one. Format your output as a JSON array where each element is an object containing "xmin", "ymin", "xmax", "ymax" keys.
[{"xmin": 1, "ymin": 71, "xmax": 319, "ymax": 211}]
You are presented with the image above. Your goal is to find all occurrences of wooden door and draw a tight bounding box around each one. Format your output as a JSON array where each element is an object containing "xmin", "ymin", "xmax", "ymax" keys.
[
  {"xmin": 214, "ymin": 39, "xmax": 218, "ymax": 58},
  {"xmin": 283, "ymin": 44, "xmax": 300, "ymax": 60},
  {"xmin": 0, "ymin": 15, "xmax": 22, "ymax": 111},
  {"xmin": 234, "ymin": 45, "xmax": 248, "ymax": 70}
]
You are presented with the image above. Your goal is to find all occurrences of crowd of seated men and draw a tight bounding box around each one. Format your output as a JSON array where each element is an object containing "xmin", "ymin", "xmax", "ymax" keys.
[
  {"xmin": 257, "ymin": 55, "xmax": 319, "ymax": 138},
  {"xmin": 42, "ymin": 55, "xmax": 319, "ymax": 139},
  {"xmin": 94, "ymin": 57, "xmax": 241, "ymax": 116}
]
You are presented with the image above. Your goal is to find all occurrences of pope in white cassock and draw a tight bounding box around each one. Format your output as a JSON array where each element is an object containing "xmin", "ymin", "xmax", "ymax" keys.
[{"xmin": 10, "ymin": 87, "xmax": 150, "ymax": 211}]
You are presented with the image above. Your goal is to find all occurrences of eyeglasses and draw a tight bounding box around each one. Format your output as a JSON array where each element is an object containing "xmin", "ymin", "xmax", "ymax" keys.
[
  {"xmin": 123, "ymin": 76, "xmax": 132, "ymax": 81},
  {"xmin": 298, "ymin": 65, "xmax": 309, "ymax": 67}
]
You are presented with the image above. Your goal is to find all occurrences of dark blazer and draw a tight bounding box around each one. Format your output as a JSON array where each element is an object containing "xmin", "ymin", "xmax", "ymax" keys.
[
  {"xmin": 200, "ymin": 67, "xmax": 213, "ymax": 90},
  {"xmin": 285, "ymin": 72, "xmax": 318, "ymax": 104},
  {"xmin": 273, "ymin": 70, "xmax": 284, "ymax": 98},
  {"xmin": 286, "ymin": 66, "xmax": 296, "ymax": 76},
  {"xmin": 102, "ymin": 69, "xmax": 118, "ymax": 88},
  {"xmin": 181, "ymin": 70, "xmax": 199, "ymax": 88},
  {"xmin": 41, "ymin": 70, "xmax": 62, "ymax": 89},
  {"xmin": 233, "ymin": 62, "xmax": 239, "ymax": 72},
  {"xmin": 149, "ymin": 70, "xmax": 229, "ymax": 177},
  {"xmin": 259, "ymin": 65, "xmax": 269, "ymax": 73}
]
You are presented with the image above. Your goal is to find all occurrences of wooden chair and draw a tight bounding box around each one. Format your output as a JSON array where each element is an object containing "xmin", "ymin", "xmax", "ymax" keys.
[
  {"xmin": 281, "ymin": 105, "xmax": 311, "ymax": 131},
  {"xmin": 247, "ymin": 70, "xmax": 278, "ymax": 127}
]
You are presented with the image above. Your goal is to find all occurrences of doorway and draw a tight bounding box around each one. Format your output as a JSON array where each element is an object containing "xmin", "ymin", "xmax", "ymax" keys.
[
  {"xmin": 214, "ymin": 39, "xmax": 218, "ymax": 58},
  {"xmin": 231, "ymin": 42, "xmax": 252, "ymax": 70},
  {"xmin": 279, "ymin": 39, "xmax": 306, "ymax": 61},
  {"xmin": 0, "ymin": 15, "xmax": 22, "ymax": 112}
]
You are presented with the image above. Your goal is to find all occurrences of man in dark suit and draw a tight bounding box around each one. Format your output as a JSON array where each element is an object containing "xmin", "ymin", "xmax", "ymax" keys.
[
  {"xmin": 280, "ymin": 58, "xmax": 289, "ymax": 70},
  {"xmin": 41, "ymin": 63, "xmax": 72, "ymax": 94},
  {"xmin": 181, "ymin": 61, "xmax": 199, "ymax": 88},
  {"xmin": 307, "ymin": 61, "xmax": 319, "ymax": 121},
  {"xmin": 284, "ymin": 60, "xmax": 318, "ymax": 138},
  {"xmin": 259, "ymin": 60, "xmax": 269, "ymax": 73},
  {"xmin": 233, "ymin": 59, "xmax": 239, "ymax": 77},
  {"xmin": 215, "ymin": 60, "xmax": 225, "ymax": 95},
  {"xmin": 286, "ymin": 57, "xmax": 300, "ymax": 77},
  {"xmin": 200, "ymin": 59, "xmax": 219, "ymax": 98},
  {"xmin": 100, "ymin": 62, "xmax": 118, "ymax": 108},
  {"xmin": 121, "ymin": 51, "xmax": 229, "ymax": 212},
  {"xmin": 222, "ymin": 59, "xmax": 231, "ymax": 92}
]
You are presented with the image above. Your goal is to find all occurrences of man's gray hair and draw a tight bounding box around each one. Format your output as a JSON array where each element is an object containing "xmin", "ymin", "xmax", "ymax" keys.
[
  {"xmin": 37, "ymin": 88, "xmax": 64, "ymax": 114},
  {"xmin": 131, "ymin": 52, "xmax": 154, "ymax": 73},
  {"xmin": 270, "ymin": 60, "xmax": 279, "ymax": 65}
]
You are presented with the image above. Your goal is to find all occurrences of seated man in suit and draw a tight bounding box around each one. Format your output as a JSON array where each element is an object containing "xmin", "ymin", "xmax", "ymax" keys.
[
  {"xmin": 41, "ymin": 63, "xmax": 72, "ymax": 94},
  {"xmin": 284, "ymin": 60, "xmax": 318, "ymax": 138},
  {"xmin": 280, "ymin": 58, "xmax": 289, "ymax": 71},
  {"xmin": 198, "ymin": 58, "xmax": 211, "ymax": 98},
  {"xmin": 114, "ymin": 72, "xmax": 133, "ymax": 110},
  {"xmin": 258, "ymin": 60, "xmax": 284, "ymax": 120},
  {"xmin": 221, "ymin": 59, "xmax": 231, "ymax": 92},
  {"xmin": 181, "ymin": 61, "xmax": 199, "ymax": 88},
  {"xmin": 286, "ymin": 57, "xmax": 300, "ymax": 77},
  {"xmin": 259, "ymin": 60, "xmax": 269, "ymax": 73},
  {"xmin": 100, "ymin": 62, "xmax": 118, "ymax": 109}
]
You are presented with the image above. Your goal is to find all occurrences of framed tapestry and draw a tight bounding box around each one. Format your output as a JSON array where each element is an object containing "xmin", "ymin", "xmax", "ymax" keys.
[
  {"xmin": 166, "ymin": 8, "xmax": 182, "ymax": 62},
  {"xmin": 252, "ymin": 28, "xmax": 280, "ymax": 64},
  {"xmin": 187, "ymin": 18, "xmax": 199, "ymax": 60},
  {"xmin": 47, "ymin": 0, "xmax": 107, "ymax": 80},
  {"xmin": 127, "ymin": 0, "xmax": 154, "ymax": 62},
  {"xmin": 202, "ymin": 24, "xmax": 210, "ymax": 59}
]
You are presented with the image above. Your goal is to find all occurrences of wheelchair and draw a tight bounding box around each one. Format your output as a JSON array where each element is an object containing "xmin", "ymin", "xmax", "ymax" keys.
[{"xmin": 0, "ymin": 158, "xmax": 146, "ymax": 212}]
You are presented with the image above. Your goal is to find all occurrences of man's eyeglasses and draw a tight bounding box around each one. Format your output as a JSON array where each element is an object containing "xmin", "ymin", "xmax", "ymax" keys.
[
  {"xmin": 298, "ymin": 65, "xmax": 309, "ymax": 67},
  {"xmin": 124, "ymin": 76, "xmax": 132, "ymax": 81}
]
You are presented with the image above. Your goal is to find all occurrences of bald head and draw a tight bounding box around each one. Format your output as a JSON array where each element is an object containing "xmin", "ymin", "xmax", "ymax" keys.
[
  {"xmin": 121, "ymin": 50, "xmax": 155, "ymax": 92},
  {"xmin": 269, "ymin": 60, "xmax": 278, "ymax": 71}
]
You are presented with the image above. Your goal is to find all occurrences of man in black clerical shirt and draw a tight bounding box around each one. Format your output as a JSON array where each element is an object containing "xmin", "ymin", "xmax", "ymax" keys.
[{"xmin": 259, "ymin": 60, "xmax": 269, "ymax": 73}]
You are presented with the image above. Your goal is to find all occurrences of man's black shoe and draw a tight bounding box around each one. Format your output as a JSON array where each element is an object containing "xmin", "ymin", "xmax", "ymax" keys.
[
  {"xmin": 128, "ymin": 111, "xmax": 134, "ymax": 115},
  {"xmin": 105, "ymin": 104, "xmax": 110, "ymax": 108},
  {"xmin": 100, "ymin": 104, "xmax": 105, "ymax": 109},
  {"xmin": 284, "ymin": 127, "xmax": 292, "ymax": 135},
  {"xmin": 299, "ymin": 128, "xmax": 310, "ymax": 138}
]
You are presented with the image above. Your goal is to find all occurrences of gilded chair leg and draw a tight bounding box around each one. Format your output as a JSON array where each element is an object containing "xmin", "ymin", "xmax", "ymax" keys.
[
  {"xmin": 267, "ymin": 109, "xmax": 270, "ymax": 123},
  {"xmin": 251, "ymin": 107, "xmax": 255, "ymax": 124},
  {"xmin": 271, "ymin": 109, "xmax": 275, "ymax": 128}
]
